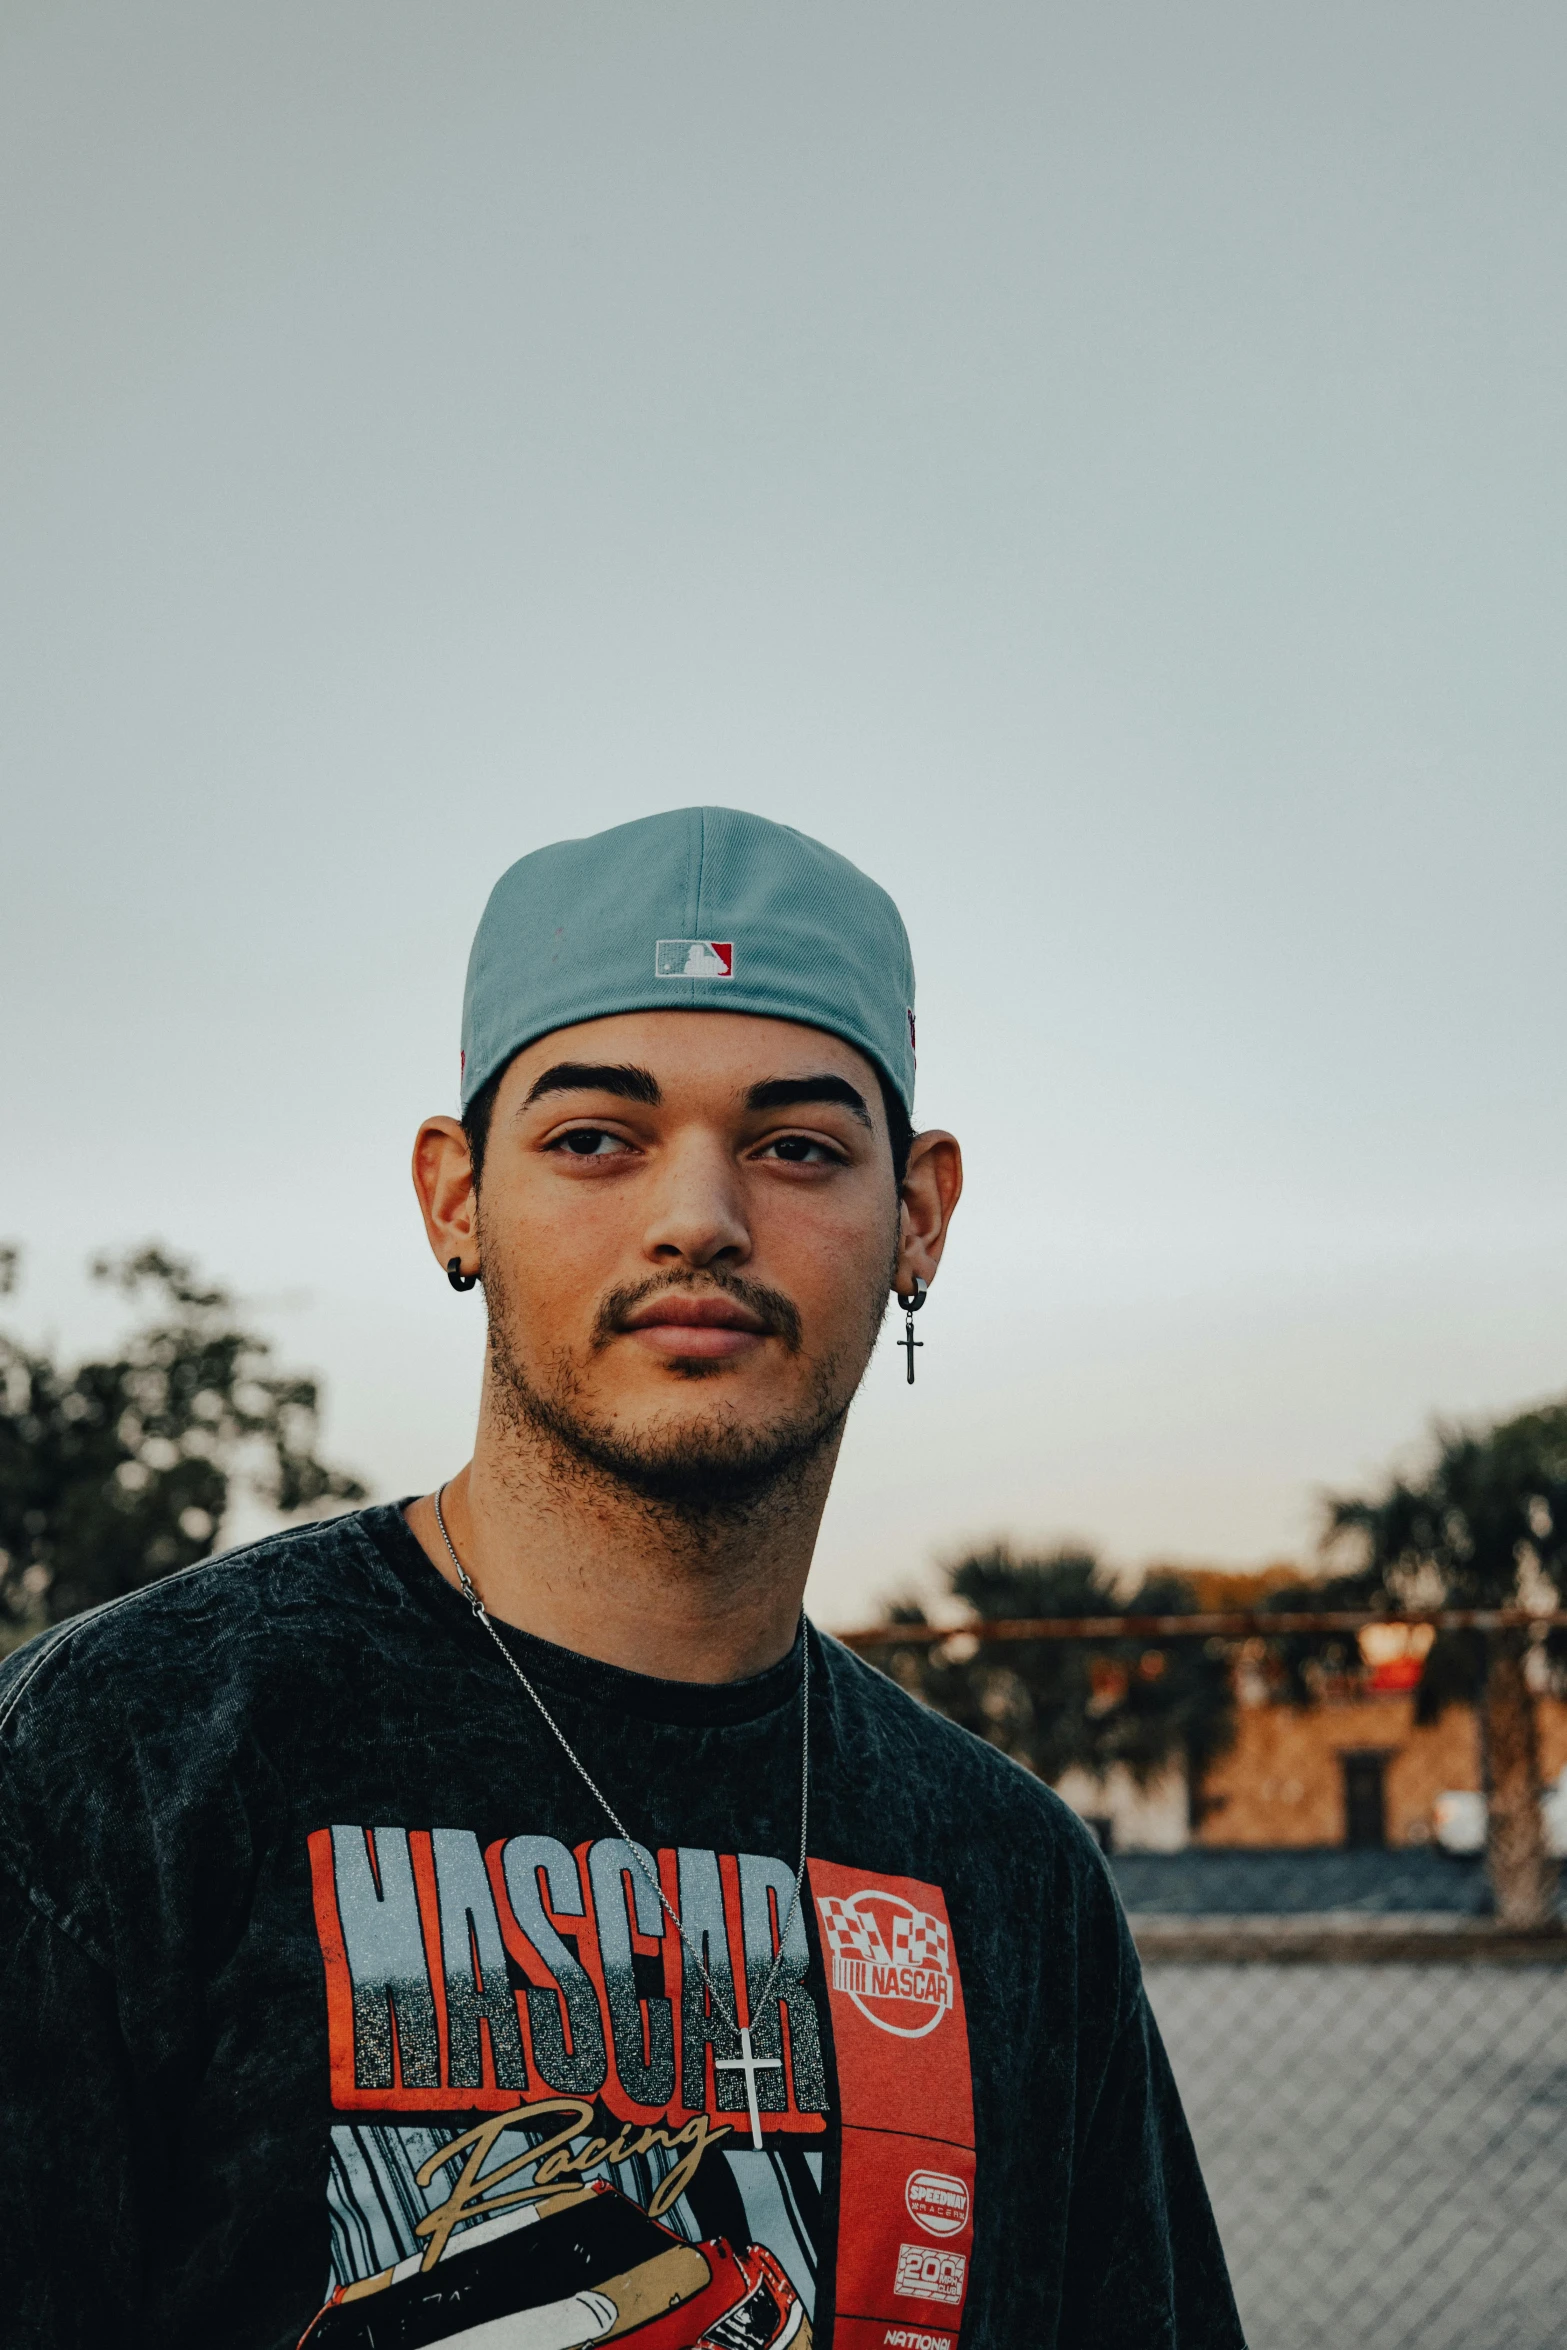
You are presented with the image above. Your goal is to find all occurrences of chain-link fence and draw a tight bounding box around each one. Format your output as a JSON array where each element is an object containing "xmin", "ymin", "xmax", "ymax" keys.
[
  {"xmin": 1143, "ymin": 1948, "xmax": 1567, "ymax": 2350},
  {"xmin": 1116, "ymin": 1848, "xmax": 1567, "ymax": 2349}
]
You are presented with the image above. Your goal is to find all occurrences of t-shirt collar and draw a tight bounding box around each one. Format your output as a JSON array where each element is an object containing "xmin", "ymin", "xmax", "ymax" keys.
[{"xmin": 356, "ymin": 1499, "xmax": 808, "ymax": 1730}]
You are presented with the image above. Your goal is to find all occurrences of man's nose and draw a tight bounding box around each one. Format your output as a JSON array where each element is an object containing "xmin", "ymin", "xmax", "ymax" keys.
[{"xmin": 640, "ymin": 1133, "xmax": 752, "ymax": 1269}]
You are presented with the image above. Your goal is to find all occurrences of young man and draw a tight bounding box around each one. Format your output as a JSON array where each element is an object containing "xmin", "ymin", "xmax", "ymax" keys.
[{"xmin": 0, "ymin": 809, "xmax": 1243, "ymax": 2349}]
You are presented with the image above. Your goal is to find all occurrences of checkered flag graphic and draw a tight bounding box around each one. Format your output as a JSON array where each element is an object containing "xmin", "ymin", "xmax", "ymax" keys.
[
  {"xmin": 891, "ymin": 1908, "xmax": 949, "ymax": 1974},
  {"xmin": 818, "ymin": 1894, "xmax": 891, "ymax": 1966}
]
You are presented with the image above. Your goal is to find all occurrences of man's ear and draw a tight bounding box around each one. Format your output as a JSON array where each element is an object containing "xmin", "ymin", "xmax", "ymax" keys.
[
  {"xmin": 893, "ymin": 1129, "xmax": 963, "ymax": 1296},
  {"xmin": 412, "ymin": 1117, "xmax": 479, "ymax": 1277}
]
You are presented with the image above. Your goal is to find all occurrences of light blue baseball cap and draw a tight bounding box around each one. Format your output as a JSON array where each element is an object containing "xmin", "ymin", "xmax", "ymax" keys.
[{"xmin": 461, "ymin": 807, "xmax": 917, "ymax": 1114}]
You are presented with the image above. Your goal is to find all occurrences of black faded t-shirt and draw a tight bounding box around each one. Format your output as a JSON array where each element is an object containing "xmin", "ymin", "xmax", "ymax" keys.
[{"xmin": 0, "ymin": 1504, "xmax": 1243, "ymax": 2350}]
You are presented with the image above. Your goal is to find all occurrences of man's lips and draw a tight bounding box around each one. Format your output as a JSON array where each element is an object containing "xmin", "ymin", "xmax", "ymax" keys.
[{"xmin": 619, "ymin": 1292, "xmax": 771, "ymax": 1359}]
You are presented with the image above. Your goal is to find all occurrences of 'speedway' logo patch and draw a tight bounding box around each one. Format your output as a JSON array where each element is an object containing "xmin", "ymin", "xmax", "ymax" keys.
[
  {"xmin": 817, "ymin": 1889, "xmax": 954, "ymax": 2038},
  {"xmin": 655, "ymin": 939, "xmax": 734, "ymax": 978},
  {"xmin": 905, "ymin": 2168, "xmax": 969, "ymax": 2238}
]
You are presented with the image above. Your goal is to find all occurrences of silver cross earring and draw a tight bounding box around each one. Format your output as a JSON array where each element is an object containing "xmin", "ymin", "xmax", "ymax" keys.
[{"xmin": 896, "ymin": 1273, "xmax": 928, "ymax": 1383}]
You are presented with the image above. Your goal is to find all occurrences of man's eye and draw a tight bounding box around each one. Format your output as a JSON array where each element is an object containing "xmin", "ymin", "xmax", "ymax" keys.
[
  {"xmin": 549, "ymin": 1128, "xmax": 632, "ymax": 1157},
  {"xmin": 760, "ymin": 1135, "xmax": 842, "ymax": 1165}
]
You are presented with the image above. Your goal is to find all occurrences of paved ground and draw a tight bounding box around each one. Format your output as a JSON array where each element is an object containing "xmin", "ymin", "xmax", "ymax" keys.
[
  {"xmin": 1112, "ymin": 1847, "xmax": 1495, "ymax": 1914},
  {"xmin": 1144, "ymin": 1962, "xmax": 1567, "ymax": 2350}
]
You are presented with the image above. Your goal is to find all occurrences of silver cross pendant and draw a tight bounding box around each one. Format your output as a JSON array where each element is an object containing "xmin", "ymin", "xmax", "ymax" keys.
[{"xmin": 715, "ymin": 2024, "xmax": 783, "ymax": 2151}]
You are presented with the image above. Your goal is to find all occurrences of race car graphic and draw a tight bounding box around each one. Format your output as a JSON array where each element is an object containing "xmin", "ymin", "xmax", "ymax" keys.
[{"xmin": 299, "ymin": 2179, "xmax": 809, "ymax": 2350}]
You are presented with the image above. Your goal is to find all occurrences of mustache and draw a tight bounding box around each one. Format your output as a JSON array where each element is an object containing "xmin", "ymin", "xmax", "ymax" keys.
[{"xmin": 592, "ymin": 1270, "xmax": 803, "ymax": 1355}]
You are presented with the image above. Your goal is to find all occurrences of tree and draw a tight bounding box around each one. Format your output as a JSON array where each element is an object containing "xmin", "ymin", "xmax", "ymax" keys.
[
  {"xmin": 0, "ymin": 1245, "xmax": 366, "ymax": 1646},
  {"xmin": 1324, "ymin": 1405, "xmax": 1567, "ymax": 1930},
  {"xmin": 877, "ymin": 1544, "xmax": 1235, "ymax": 1822}
]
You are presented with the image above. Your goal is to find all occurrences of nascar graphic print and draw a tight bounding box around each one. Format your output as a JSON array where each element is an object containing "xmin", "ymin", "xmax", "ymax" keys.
[{"xmin": 302, "ymin": 1828, "xmax": 974, "ymax": 2350}]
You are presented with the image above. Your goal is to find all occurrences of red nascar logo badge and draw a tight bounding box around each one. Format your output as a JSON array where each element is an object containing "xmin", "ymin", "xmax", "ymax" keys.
[{"xmin": 817, "ymin": 1887, "xmax": 954, "ymax": 2038}]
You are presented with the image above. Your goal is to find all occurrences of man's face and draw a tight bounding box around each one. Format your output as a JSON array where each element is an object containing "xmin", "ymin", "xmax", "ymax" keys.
[{"xmin": 458, "ymin": 1011, "xmax": 912, "ymax": 1511}]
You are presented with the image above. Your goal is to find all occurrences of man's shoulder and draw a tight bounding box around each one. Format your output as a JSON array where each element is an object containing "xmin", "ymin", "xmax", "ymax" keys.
[
  {"xmin": 0, "ymin": 1508, "xmax": 392, "ymax": 1755},
  {"xmin": 816, "ymin": 1628, "xmax": 1106, "ymax": 1847},
  {"xmin": 816, "ymin": 1633, "xmax": 1139, "ymax": 2030},
  {"xmin": 0, "ymin": 1512, "xmax": 400, "ymax": 1963}
]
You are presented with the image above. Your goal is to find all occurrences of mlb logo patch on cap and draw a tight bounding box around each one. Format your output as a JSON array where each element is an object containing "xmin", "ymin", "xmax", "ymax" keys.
[{"xmin": 655, "ymin": 939, "xmax": 734, "ymax": 978}]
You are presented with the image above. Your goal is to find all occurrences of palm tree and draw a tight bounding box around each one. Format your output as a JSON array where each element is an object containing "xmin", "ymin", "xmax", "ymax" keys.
[
  {"xmin": 879, "ymin": 1546, "xmax": 1236, "ymax": 1828},
  {"xmin": 1327, "ymin": 1405, "xmax": 1567, "ymax": 1930}
]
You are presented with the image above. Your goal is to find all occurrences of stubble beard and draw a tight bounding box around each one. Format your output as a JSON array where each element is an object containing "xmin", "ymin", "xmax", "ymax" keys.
[{"xmin": 480, "ymin": 1260, "xmax": 886, "ymax": 1529}]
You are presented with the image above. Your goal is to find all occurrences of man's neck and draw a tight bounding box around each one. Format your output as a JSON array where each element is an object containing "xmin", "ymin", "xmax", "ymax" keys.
[{"xmin": 403, "ymin": 1409, "xmax": 836, "ymax": 1685}]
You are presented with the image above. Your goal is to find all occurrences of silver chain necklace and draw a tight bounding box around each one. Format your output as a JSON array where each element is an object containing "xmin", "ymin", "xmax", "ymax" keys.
[{"xmin": 432, "ymin": 1484, "xmax": 810, "ymax": 2153}]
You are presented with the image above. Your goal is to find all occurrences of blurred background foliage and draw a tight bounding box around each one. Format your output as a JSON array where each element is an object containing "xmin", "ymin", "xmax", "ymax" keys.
[
  {"xmin": 0, "ymin": 1245, "xmax": 364, "ymax": 1652},
  {"xmin": 876, "ymin": 1544, "xmax": 1237, "ymax": 1821},
  {"xmin": 869, "ymin": 1409, "xmax": 1567, "ymax": 1925}
]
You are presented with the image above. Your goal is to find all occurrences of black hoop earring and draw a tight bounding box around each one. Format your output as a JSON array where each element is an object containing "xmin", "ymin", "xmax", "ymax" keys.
[
  {"xmin": 446, "ymin": 1257, "xmax": 479, "ymax": 1293},
  {"xmin": 895, "ymin": 1272, "xmax": 928, "ymax": 1384}
]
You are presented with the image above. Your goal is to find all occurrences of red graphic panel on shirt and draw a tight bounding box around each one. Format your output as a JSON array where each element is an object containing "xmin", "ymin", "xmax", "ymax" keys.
[{"xmin": 810, "ymin": 1860, "xmax": 977, "ymax": 2346}]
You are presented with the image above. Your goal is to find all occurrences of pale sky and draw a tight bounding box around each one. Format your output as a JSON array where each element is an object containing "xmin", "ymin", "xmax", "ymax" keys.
[{"xmin": 4, "ymin": 2, "xmax": 1566, "ymax": 1627}]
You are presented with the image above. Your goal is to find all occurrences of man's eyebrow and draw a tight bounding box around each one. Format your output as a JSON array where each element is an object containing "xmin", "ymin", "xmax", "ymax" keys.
[
  {"xmin": 523, "ymin": 1063, "xmax": 662, "ymax": 1107},
  {"xmin": 745, "ymin": 1074, "xmax": 873, "ymax": 1129}
]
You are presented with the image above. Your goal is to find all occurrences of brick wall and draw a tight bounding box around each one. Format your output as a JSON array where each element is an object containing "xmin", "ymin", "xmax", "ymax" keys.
[{"xmin": 1198, "ymin": 1693, "xmax": 1567, "ymax": 1847}]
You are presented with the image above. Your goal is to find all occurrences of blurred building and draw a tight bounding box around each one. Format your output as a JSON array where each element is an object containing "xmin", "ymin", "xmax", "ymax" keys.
[
  {"xmin": 1196, "ymin": 1686, "xmax": 1567, "ymax": 1850},
  {"xmin": 1051, "ymin": 1592, "xmax": 1567, "ymax": 1853}
]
